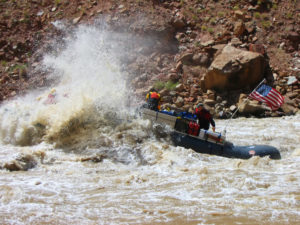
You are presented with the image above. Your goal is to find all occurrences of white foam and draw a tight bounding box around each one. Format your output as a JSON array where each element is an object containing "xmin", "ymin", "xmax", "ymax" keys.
[{"xmin": 0, "ymin": 22, "xmax": 299, "ymax": 225}]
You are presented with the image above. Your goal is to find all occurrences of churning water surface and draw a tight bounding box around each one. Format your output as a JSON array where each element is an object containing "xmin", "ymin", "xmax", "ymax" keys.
[{"xmin": 0, "ymin": 23, "xmax": 299, "ymax": 225}]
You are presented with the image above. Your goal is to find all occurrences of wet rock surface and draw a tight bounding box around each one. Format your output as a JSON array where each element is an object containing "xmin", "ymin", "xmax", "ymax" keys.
[{"xmin": 3, "ymin": 154, "xmax": 38, "ymax": 171}]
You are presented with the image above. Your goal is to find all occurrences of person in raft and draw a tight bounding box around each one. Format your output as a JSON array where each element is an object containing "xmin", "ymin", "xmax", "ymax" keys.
[
  {"xmin": 194, "ymin": 103, "xmax": 216, "ymax": 132},
  {"xmin": 145, "ymin": 88, "xmax": 161, "ymax": 111}
]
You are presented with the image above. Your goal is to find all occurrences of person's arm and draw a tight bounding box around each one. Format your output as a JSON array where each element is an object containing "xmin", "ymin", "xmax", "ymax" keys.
[
  {"xmin": 210, "ymin": 117, "xmax": 216, "ymax": 132},
  {"xmin": 157, "ymin": 93, "xmax": 162, "ymax": 110}
]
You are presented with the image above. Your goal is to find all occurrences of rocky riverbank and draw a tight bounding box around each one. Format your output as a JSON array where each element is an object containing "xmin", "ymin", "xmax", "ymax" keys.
[{"xmin": 0, "ymin": 0, "xmax": 299, "ymax": 118}]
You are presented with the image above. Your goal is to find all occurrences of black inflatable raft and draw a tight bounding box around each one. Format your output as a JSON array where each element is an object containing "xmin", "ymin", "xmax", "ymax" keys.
[
  {"xmin": 170, "ymin": 131, "xmax": 281, "ymax": 159},
  {"xmin": 142, "ymin": 108, "xmax": 281, "ymax": 160}
]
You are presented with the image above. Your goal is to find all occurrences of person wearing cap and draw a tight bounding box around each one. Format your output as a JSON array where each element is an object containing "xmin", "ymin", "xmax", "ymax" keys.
[
  {"xmin": 145, "ymin": 88, "xmax": 161, "ymax": 111},
  {"xmin": 194, "ymin": 103, "xmax": 216, "ymax": 132}
]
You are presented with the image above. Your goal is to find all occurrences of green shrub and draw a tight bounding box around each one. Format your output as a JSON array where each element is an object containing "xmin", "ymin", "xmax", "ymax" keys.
[
  {"xmin": 209, "ymin": 17, "xmax": 216, "ymax": 25},
  {"xmin": 267, "ymin": 36, "xmax": 275, "ymax": 44},
  {"xmin": 153, "ymin": 80, "xmax": 179, "ymax": 91},
  {"xmin": 153, "ymin": 81, "xmax": 165, "ymax": 91},
  {"xmin": 54, "ymin": 0, "xmax": 61, "ymax": 6},
  {"xmin": 254, "ymin": 12, "xmax": 261, "ymax": 19},
  {"xmin": 286, "ymin": 12, "xmax": 293, "ymax": 19},
  {"xmin": 196, "ymin": 8, "xmax": 203, "ymax": 14},
  {"xmin": 165, "ymin": 81, "xmax": 179, "ymax": 91},
  {"xmin": 192, "ymin": 14, "xmax": 198, "ymax": 21},
  {"xmin": 233, "ymin": 5, "xmax": 239, "ymax": 10},
  {"xmin": 217, "ymin": 11, "xmax": 225, "ymax": 17},
  {"xmin": 9, "ymin": 64, "xmax": 27, "ymax": 73},
  {"xmin": 262, "ymin": 21, "xmax": 271, "ymax": 28},
  {"xmin": 1, "ymin": 60, "xmax": 7, "ymax": 67}
]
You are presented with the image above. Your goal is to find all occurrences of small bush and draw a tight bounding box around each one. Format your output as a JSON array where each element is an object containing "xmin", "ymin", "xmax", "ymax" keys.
[
  {"xmin": 192, "ymin": 14, "xmax": 198, "ymax": 21},
  {"xmin": 154, "ymin": 81, "xmax": 165, "ymax": 91},
  {"xmin": 153, "ymin": 81, "xmax": 179, "ymax": 91},
  {"xmin": 55, "ymin": 0, "xmax": 61, "ymax": 6},
  {"xmin": 267, "ymin": 36, "xmax": 275, "ymax": 44},
  {"xmin": 165, "ymin": 81, "xmax": 178, "ymax": 91},
  {"xmin": 201, "ymin": 25, "xmax": 207, "ymax": 31},
  {"xmin": 194, "ymin": 41, "xmax": 201, "ymax": 47},
  {"xmin": 1, "ymin": 60, "xmax": 7, "ymax": 67},
  {"xmin": 233, "ymin": 5, "xmax": 239, "ymax": 10},
  {"xmin": 217, "ymin": 11, "xmax": 225, "ymax": 17},
  {"xmin": 9, "ymin": 64, "xmax": 27, "ymax": 73},
  {"xmin": 196, "ymin": 8, "xmax": 203, "ymax": 14},
  {"xmin": 209, "ymin": 18, "xmax": 216, "ymax": 25},
  {"xmin": 204, "ymin": 16, "xmax": 210, "ymax": 22},
  {"xmin": 286, "ymin": 12, "xmax": 293, "ymax": 19},
  {"xmin": 262, "ymin": 21, "xmax": 271, "ymax": 29},
  {"xmin": 254, "ymin": 12, "xmax": 261, "ymax": 19}
]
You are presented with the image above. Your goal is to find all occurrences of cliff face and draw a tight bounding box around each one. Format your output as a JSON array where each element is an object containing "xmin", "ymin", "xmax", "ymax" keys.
[{"xmin": 0, "ymin": 0, "xmax": 299, "ymax": 117}]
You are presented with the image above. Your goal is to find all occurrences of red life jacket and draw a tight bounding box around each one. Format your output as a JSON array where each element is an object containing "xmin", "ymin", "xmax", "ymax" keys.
[{"xmin": 188, "ymin": 121, "xmax": 200, "ymax": 136}]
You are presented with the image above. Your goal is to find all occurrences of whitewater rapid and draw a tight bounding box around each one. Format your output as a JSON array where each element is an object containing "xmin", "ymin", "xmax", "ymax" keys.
[{"xmin": 0, "ymin": 22, "xmax": 299, "ymax": 225}]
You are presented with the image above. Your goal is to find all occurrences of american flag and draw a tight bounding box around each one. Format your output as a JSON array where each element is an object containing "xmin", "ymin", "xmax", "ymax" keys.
[{"xmin": 249, "ymin": 84, "xmax": 284, "ymax": 110}]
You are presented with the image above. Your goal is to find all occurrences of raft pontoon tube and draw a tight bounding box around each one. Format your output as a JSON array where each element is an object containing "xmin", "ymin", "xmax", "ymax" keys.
[{"xmin": 141, "ymin": 107, "xmax": 281, "ymax": 160}]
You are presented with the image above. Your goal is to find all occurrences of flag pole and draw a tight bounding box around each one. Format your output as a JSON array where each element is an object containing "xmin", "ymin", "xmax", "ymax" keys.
[
  {"xmin": 248, "ymin": 78, "xmax": 267, "ymax": 95},
  {"xmin": 221, "ymin": 78, "xmax": 266, "ymax": 136}
]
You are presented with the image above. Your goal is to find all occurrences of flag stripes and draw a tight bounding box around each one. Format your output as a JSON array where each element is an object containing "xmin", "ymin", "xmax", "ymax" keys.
[{"xmin": 249, "ymin": 84, "xmax": 284, "ymax": 111}]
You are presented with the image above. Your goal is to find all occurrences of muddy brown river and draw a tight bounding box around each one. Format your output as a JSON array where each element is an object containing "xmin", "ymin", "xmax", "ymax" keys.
[{"xmin": 0, "ymin": 24, "xmax": 299, "ymax": 225}]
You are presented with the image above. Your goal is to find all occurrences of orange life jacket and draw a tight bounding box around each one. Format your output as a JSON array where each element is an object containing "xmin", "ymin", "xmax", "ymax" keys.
[
  {"xmin": 149, "ymin": 92, "xmax": 160, "ymax": 100},
  {"xmin": 146, "ymin": 92, "xmax": 161, "ymax": 110}
]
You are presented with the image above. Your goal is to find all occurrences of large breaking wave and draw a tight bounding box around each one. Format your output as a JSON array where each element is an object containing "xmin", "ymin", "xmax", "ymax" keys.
[{"xmin": 0, "ymin": 23, "xmax": 148, "ymax": 152}]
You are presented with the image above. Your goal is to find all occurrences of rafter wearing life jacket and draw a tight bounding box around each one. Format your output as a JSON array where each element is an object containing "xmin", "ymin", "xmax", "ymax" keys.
[
  {"xmin": 146, "ymin": 91, "xmax": 161, "ymax": 111},
  {"xmin": 194, "ymin": 103, "xmax": 216, "ymax": 132}
]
